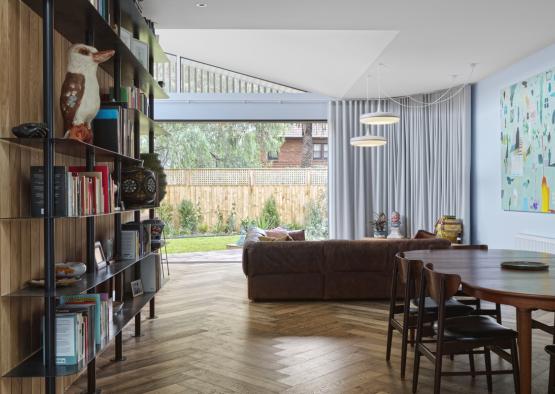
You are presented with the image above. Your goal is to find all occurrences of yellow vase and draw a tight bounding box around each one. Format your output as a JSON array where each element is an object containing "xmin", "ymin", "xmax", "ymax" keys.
[{"xmin": 541, "ymin": 176, "xmax": 550, "ymax": 212}]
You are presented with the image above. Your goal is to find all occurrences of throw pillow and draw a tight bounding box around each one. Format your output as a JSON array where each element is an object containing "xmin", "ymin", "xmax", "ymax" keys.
[
  {"xmin": 266, "ymin": 226, "xmax": 289, "ymax": 238},
  {"xmin": 259, "ymin": 234, "xmax": 293, "ymax": 242},
  {"xmin": 287, "ymin": 229, "xmax": 306, "ymax": 241}
]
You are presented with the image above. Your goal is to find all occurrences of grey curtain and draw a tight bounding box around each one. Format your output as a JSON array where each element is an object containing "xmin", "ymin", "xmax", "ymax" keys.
[{"xmin": 328, "ymin": 86, "xmax": 471, "ymax": 240}]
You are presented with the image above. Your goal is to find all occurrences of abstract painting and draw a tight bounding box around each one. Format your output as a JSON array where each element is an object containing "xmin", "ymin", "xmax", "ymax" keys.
[{"xmin": 501, "ymin": 68, "xmax": 555, "ymax": 213}]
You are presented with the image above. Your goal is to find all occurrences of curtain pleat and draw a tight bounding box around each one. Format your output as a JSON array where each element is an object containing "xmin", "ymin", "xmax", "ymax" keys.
[{"xmin": 328, "ymin": 86, "xmax": 471, "ymax": 241}]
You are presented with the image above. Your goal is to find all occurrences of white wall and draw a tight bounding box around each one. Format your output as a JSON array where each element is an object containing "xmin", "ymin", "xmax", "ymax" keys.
[{"xmin": 471, "ymin": 43, "xmax": 555, "ymax": 247}]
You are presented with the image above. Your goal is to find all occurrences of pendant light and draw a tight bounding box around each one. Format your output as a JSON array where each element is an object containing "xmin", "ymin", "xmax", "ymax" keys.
[{"xmin": 360, "ymin": 64, "xmax": 400, "ymax": 126}]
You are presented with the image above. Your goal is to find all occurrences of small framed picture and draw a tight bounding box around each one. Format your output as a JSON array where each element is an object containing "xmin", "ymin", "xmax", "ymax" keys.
[
  {"xmin": 119, "ymin": 26, "xmax": 132, "ymax": 49},
  {"xmin": 130, "ymin": 279, "xmax": 144, "ymax": 297},
  {"xmin": 94, "ymin": 241, "xmax": 108, "ymax": 270},
  {"xmin": 130, "ymin": 38, "xmax": 149, "ymax": 69}
]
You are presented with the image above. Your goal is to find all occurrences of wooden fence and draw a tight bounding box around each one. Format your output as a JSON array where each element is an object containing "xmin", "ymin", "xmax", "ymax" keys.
[{"xmin": 164, "ymin": 168, "xmax": 328, "ymax": 230}]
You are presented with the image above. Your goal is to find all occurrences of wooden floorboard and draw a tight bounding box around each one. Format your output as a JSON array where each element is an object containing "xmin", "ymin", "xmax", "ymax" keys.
[{"xmin": 67, "ymin": 263, "xmax": 553, "ymax": 393}]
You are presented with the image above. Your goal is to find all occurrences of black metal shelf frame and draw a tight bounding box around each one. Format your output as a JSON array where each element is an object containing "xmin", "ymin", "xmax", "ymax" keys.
[{"xmin": 29, "ymin": 0, "xmax": 167, "ymax": 392}]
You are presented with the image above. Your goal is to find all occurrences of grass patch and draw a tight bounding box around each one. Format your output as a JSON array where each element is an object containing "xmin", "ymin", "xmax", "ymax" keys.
[{"xmin": 165, "ymin": 235, "xmax": 240, "ymax": 254}]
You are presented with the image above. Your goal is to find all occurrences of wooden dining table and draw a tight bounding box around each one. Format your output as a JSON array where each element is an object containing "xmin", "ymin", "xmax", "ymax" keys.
[{"xmin": 404, "ymin": 248, "xmax": 555, "ymax": 394}]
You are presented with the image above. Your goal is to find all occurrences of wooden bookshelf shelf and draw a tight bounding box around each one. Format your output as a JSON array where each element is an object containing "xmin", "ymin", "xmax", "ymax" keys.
[
  {"xmin": 5, "ymin": 253, "xmax": 154, "ymax": 298},
  {"xmin": 3, "ymin": 291, "xmax": 159, "ymax": 377},
  {"xmin": 0, "ymin": 138, "xmax": 142, "ymax": 164},
  {"xmin": 20, "ymin": 0, "xmax": 168, "ymax": 99},
  {"xmin": 134, "ymin": 109, "xmax": 166, "ymax": 136},
  {"xmin": 0, "ymin": 206, "xmax": 160, "ymax": 221}
]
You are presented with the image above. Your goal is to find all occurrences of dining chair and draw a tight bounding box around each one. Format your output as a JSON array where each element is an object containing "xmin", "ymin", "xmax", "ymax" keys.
[
  {"xmin": 412, "ymin": 263, "xmax": 520, "ymax": 394},
  {"xmin": 386, "ymin": 253, "xmax": 474, "ymax": 379},
  {"xmin": 545, "ymin": 345, "xmax": 555, "ymax": 394},
  {"xmin": 443, "ymin": 244, "xmax": 503, "ymax": 323}
]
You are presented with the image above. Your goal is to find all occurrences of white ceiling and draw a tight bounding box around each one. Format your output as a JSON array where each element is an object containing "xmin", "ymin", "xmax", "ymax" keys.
[{"xmin": 143, "ymin": 0, "xmax": 555, "ymax": 99}]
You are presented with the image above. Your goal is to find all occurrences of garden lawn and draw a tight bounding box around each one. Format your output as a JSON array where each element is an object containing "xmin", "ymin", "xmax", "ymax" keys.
[{"xmin": 165, "ymin": 235, "xmax": 240, "ymax": 254}]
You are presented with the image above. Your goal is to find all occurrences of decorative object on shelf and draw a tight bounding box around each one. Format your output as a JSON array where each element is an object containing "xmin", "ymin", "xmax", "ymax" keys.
[
  {"xmin": 113, "ymin": 301, "xmax": 124, "ymax": 315},
  {"xmin": 501, "ymin": 261, "xmax": 549, "ymax": 271},
  {"xmin": 55, "ymin": 262, "xmax": 87, "ymax": 278},
  {"xmin": 131, "ymin": 38, "xmax": 149, "ymax": 69},
  {"xmin": 434, "ymin": 215, "xmax": 463, "ymax": 243},
  {"xmin": 61, "ymin": 44, "xmax": 114, "ymax": 143},
  {"xmin": 131, "ymin": 279, "xmax": 144, "ymax": 297},
  {"xmin": 371, "ymin": 212, "xmax": 388, "ymax": 238},
  {"xmin": 141, "ymin": 153, "xmax": 166, "ymax": 201},
  {"xmin": 11, "ymin": 122, "xmax": 48, "ymax": 138},
  {"xmin": 143, "ymin": 218, "xmax": 164, "ymax": 250},
  {"xmin": 121, "ymin": 165, "xmax": 157, "ymax": 206},
  {"xmin": 102, "ymin": 238, "xmax": 114, "ymax": 262},
  {"xmin": 119, "ymin": 26, "xmax": 132, "ymax": 49},
  {"xmin": 28, "ymin": 278, "xmax": 79, "ymax": 287},
  {"xmin": 94, "ymin": 241, "xmax": 108, "ymax": 270},
  {"xmin": 387, "ymin": 210, "xmax": 404, "ymax": 239}
]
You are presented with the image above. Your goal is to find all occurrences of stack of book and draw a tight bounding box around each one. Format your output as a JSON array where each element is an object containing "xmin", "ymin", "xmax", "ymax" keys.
[
  {"xmin": 104, "ymin": 87, "xmax": 149, "ymax": 115},
  {"xmin": 31, "ymin": 165, "xmax": 116, "ymax": 217},
  {"xmin": 93, "ymin": 105, "xmax": 135, "ymax": 157},
  {"xmin": 121, "ymin": 221, "xmax": 152, "ymax": 260},
  {"xmin": 46, "ymin": 293, "xmax": 112, "ymax": 366}
]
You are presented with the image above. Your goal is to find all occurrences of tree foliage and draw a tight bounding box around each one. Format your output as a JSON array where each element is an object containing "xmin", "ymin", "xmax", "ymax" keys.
[{"xmin": 151, "ymin": 122, "xmax": 287, "ymax": 169}]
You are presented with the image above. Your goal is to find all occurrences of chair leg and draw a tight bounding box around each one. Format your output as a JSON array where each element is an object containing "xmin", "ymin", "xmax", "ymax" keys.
[
  {"xmin": 410, "ymin": 328, "xmax": 415, "ymax": 347},
  {"xmin": 484, "ymin": 347, "xmax": 493, "ymax": 392},
  {"xmin": 495, "ymin": 303, "xmax": 502, "ymax": 324},
  {"xmin": 510, "ymin": 339, "xmax": 520, "ymax": 394},
  {"xmin": 401, "ymin": 321, "xmax": 410, "ymax": 379},
  {"xmin": 548, "ymin": 352, "xmax": 555, "ymax": 394},
  {"xmin": 386, "ymin": 319, "xmax": 394, "ymax": 362},
  {"xmin": 434, "ymin": 349, "xmax": 443, "ymax": 394},
  {"xmin": 412, "ymin": 345, "xmax": 421, "ymax": 394},
  {"xmin": 469, "ymin": 351, "xmax": 476, "ymax": 378}
]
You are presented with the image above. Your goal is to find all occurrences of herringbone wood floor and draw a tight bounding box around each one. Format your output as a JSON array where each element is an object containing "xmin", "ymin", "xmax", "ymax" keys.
[{"xmin": 68, "ymin": 263, "xmax": 553, "ymax": 394}]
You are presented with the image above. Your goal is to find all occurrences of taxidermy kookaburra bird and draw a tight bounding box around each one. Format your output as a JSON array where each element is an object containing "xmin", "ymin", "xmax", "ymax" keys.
[{"xmin": 61, "ymin": 44, "xmax": 114, "ymax": 143}]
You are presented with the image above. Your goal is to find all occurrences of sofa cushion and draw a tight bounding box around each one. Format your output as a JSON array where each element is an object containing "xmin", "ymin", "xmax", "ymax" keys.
[{"xmin": 245, "ymin": 241, "xmax": 325, "ymax": 276}]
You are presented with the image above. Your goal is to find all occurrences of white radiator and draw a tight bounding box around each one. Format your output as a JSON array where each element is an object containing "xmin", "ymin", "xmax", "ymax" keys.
[{"xmin": 515, "ymin": 233, "xmax": 555, "ymax": 254}]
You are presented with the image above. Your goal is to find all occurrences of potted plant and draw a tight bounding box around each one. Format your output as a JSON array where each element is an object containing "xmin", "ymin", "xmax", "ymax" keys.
[{"xmin": 371, "ymin": 212, "xmax": 388, "ymax": 238}]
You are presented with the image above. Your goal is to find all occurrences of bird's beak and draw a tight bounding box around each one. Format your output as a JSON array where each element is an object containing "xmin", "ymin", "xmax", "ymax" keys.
[{"xmin": 93, "ymin": 50, "xmax": 115, "ymax": 63}]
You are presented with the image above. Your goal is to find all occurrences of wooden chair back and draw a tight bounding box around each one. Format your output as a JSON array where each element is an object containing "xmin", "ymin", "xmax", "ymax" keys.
[
  {"xmin": 423, "ymin": 263, "xmax": 462, "ymax": 303},
  {"xmin": 396, "ymin": 253, "xmax": 423, "ymax": 299}
]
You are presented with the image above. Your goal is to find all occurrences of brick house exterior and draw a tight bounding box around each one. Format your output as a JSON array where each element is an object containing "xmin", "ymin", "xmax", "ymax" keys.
[{"xmin": 262, "ymin": 123, "xmax": 328, "ymax": 168}]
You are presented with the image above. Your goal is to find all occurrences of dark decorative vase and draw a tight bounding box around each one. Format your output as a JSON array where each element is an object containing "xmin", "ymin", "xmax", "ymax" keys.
[
  {"xmin": 121, "ymin": 166, "xmax": 157, "ymax": 206},
  {"xmin": 140, "ymin": 153, "xmax": 166, "ymax": 202}
]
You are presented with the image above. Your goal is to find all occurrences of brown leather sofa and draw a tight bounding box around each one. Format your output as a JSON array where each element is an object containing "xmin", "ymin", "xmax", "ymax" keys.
[{"xmin": 242, "ymin": 236, "xmax": 450, "ymax": 301}]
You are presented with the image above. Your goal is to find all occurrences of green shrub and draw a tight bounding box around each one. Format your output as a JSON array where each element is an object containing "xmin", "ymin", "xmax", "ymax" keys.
[
  {"xmin": 259, "ymin": 196, "xmax": 280, "ymax": 229},
  {"xmin": 156, "ymin": 202, "xmax": 175, "ymax": 236},
  {"xmin": 213, "ymin": 206, "xmax": 226, "ymax": 234},
  {"xmin": 240, "ymin": 217, "xmax": 257, "ymax": 232},
  {"xmin": 225, "ymin": 203, "xmax": 238, "ymax": 234},
  {"xmin": 198, "ymin": 223, "xmax": 209, "ymax": 233},
  {"xmin": 178, "ymin": 199, "xmax": 201, "ymax": 234},
  {"xmin": 304, "ymin": 192, "xmax": 328, "ymax": 240}
]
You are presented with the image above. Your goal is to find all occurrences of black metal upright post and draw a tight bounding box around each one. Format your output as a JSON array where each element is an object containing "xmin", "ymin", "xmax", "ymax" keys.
[
  {"xmin": 111, "ymin": 0, "xmax": 126, "ymax": 363},
  {"xmin": 84, "ymin": 25, "xmax": 100, "ymax": 394},
  {"xmin": 43, "ymin": 0, "xmax": 56, "ymax": 393},
  {"xmin": 147, "ymin": 51, "xmax": 156, "ymax": 319}
]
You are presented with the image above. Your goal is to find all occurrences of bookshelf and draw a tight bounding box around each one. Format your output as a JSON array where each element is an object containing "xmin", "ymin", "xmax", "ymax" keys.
[{"xmin": 2, "ymin": 0, "xmax": 170, "ymax": 392}]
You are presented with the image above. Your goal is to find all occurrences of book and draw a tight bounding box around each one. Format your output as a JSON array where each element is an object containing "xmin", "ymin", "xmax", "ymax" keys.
[
  {"xmin": 53, "ymin": 314, "xmax": 79, "ymax": 365},
  {"xmin": 59, "ymin": 294, "xmax": 104, "ymax": 345},
  {"xmin": 93, "ymin": 106, "xmax": 121, "ymax": 153},
  {"xmin": 121, "ymin": 230, "xmax": 139, "ymax": 260},
  {"xmin": 68, "ymin": 165, "xmax": 113, "ymax": 214},
  {"xmin": 57, "ymin": 304, "xmax": 97, "ymax": 360},
  {"xmin": 30, "ymin": 166, "xmax": 68, "ymax": 217}
]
